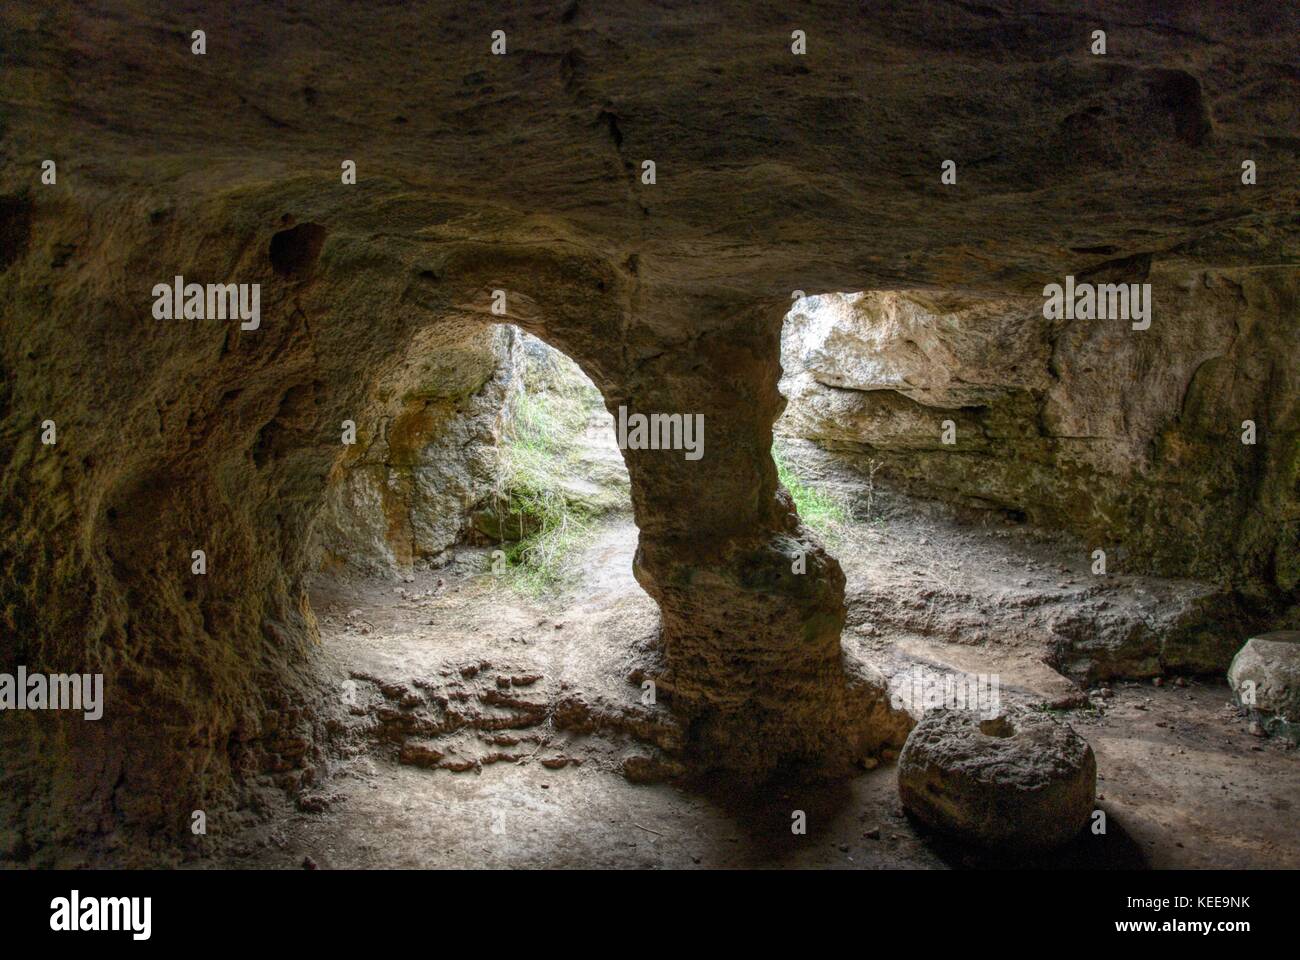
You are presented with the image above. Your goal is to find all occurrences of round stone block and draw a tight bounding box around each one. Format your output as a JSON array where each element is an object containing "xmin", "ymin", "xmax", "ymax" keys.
[{"xmin": 898, "ymin": 708, "xmax": 1096, "ymax": 851}]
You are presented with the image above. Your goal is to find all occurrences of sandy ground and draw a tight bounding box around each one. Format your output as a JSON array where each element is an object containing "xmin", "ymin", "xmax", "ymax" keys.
[{"xmin": 203, "ymin": 500, "xmax": 1298, "ymax": 870}]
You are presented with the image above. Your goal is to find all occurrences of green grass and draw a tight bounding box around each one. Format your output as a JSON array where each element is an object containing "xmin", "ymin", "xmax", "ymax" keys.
[
  {"xmin": 490, "ymin": 351, "xmax": 607, "ymax": 595},
  {"xmin": 773, "ymin": 444, "xmax": 851, "ymax": 541},
  {"xmin": 498, "ymin": 508, "xmax": 593, "ymax": 596}
]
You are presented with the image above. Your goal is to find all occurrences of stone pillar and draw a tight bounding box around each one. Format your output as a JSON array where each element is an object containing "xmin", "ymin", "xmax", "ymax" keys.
[{"xmin": 606, "ymin": 303, "xmax": 905, "ymax": 777}]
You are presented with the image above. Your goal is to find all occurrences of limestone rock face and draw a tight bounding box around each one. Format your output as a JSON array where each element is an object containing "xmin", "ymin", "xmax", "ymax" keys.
[
  {"xmin": 315, "ymin": 325, "xmax": 522, "ymax": 575},
  {"xmin": 0, "ymin": 0, "xmax": 1297, "ymax": 859},
  {"xmin": 898, "ymin": 709, "xmax": 1097, "ymax": 851},
  {"xmin": 782, "ymin": 291, "xmax": 1048, "ymax": 409},
  {"xmin": 1228, "ymin": 631, "xmax": 1300, "ymax": 737},
  {"xmin": 780, "ymin": 266, "xmax": 1300, "ymax": 606}
]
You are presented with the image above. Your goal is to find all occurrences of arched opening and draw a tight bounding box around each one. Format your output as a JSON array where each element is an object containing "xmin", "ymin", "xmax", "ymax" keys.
[
  {"xmin": 306, "ymin": 324, "xmax": 677, "ymax": 784},
  {"xmin": 775, "ymin": 288, "xmax": 1255, "ymax": 696}
]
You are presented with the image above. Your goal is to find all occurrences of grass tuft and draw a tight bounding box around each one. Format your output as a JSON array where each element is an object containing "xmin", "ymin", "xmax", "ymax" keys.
[
  {"xmin": 491, "ymin": 345, "xmax": 608, "ymax": 595},
  {"xmin": 773, "ymin": 444, "xmax": 851, "ymax": 542}
]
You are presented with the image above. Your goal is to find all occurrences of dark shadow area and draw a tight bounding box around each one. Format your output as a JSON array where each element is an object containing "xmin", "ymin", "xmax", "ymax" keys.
[
  {"xmin": 908, "ymin": 804, "xmax": 1149, "ymax": 870},
  {"xmin": 269, "ymin": 222, "xmax": 327, "ymax": 277}
]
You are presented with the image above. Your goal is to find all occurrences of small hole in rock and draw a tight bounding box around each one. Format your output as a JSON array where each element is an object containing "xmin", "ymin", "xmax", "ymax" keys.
[
  {"xmin": 269, "ymin": 222, "xmax": 327, "ymax": 278},
  {"xmin": 979, "ymin": 717, "xmax": 1016, "ymax": 738},
  {"xmin": 0, "ymin": 194, "xmax": 34, "ymax": 271}
]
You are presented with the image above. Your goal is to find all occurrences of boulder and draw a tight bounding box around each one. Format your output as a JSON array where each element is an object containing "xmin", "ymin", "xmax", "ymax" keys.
[
  {"xmin": 1228, "ymin": 631, "xmax": 1300, "ymax": 740},
  {"xmin": 898, "ymin": 708, "xmax": 1096, "ymax": 851}
]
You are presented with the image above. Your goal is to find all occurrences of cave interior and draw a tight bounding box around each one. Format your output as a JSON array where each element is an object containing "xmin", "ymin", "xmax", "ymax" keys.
[{"xmin": 0, "ymin": 1, "xmax": 1297, "ymax": 869}]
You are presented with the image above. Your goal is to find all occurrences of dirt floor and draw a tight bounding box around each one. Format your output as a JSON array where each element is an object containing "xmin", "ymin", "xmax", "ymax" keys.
[{"xmin": 201, "ymin": 484, "xmax": 1299, "ymax": 870}]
